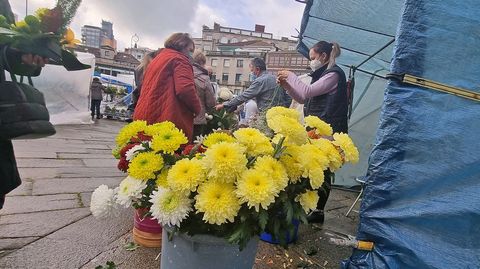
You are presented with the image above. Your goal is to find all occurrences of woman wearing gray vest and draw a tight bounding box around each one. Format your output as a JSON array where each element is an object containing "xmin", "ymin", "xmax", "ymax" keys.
[{"xmin": 277, "ymin": 41, "xmax": 348, "ymax": 224}]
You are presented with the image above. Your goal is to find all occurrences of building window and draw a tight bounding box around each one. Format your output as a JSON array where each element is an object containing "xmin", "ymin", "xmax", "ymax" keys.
[
  {"xmin": 211, "ymin": 74, "xmax": 216, "ymax": 82},
  {"xmin": 234, "ymin": 89, "xmax": 241, "ymax": 95},
  {"xmin": 220, "ymin": 37, "xmax": 229, "ymax": 44},
  {"xmin": 235, "ymin": 74, "xmax": 242, "ymax": 82},
  {"xmin": 222, "ymin": 73, "xmax": 229, "ymax": 82},
  {"xmin": 205, "ymin": 35, "xmax": 213, "ymax": 40},
  {"xmin": 203, "ymin": 45, "xmax": 211, "ymax": 51},
  {"xmin": 230, "ymin": 38, "xmax": 238, "ymax": 44},
  {"xmin": 237, "ymin": 59, "xmax": 243, "ymax": 68},
  {"xmin": 211, "ymin": 59, "xmax": 218, "ymax": 67},
  {"xmin": 105, "ymin": 50, "xmax": 110, "ymax": 56},
  {"xmin": 223, "ymin": 59, "xmax": 230, "ymax": 67},
  {"xmin": 288, "ymin": 46, "xmax": 295, "ymax": 51}
]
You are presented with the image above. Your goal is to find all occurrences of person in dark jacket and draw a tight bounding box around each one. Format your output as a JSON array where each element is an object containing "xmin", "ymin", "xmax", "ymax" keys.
[
  {"xmin": 0, "ymin": 0, "xmax": 48, "ymax": 209},
  {"xmin": 192, "ymin": 50, "xmax": 216, "ymax": 138},
  {"xmin": 277, "ymin": 41, "xmax": 348, "ymax": 223},
  {"xmin": 90, "ymin": 77, "xmax": 105, "ymax": 120}
]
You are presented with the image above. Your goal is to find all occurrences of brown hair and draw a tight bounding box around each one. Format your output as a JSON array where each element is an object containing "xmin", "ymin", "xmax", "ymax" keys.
[
  {"xmin": 311, "ymin": 41, "xmax": 341, "ymax": 69},
  {"xmin": 164, "ymin": 33, "xmax": 194, "ymax": 52},
  {"xmin": 192, "ymin": 49, "xmax": 206, "ymax": 66}
]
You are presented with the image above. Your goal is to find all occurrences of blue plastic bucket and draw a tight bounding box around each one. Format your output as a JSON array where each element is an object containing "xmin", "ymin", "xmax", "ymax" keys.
[{"xmin": 260, "ymin": 219, "xmax": 300, "ymax": 244}]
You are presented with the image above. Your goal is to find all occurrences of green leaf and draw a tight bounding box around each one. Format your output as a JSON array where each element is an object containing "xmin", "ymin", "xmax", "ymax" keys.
[
  {"xmin": 284, "ymin": 201, "xmax": 294, "ymax": 223},
  {"xmin": 106, "ymin": 261, "xmax": 117, "ymax": 269},
  {"xmin": 124, "ymin": 242, "xmax": 140, "ymax": 251},
  {"xmin": 258, "ymin": 209, "xmax": 268, "ymax": 231}
]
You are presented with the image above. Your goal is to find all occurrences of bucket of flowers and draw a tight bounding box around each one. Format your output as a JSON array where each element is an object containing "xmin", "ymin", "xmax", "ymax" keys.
[{"xmin": 90, "ymin": 106, "xmax": 359, "ymax": 268}]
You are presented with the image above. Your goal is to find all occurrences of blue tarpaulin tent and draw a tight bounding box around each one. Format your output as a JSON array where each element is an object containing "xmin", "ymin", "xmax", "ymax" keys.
[
  {"xmin": 297, "ymin": 0, "xmax": 480, "ymax": 268},
  {"xmin": 297, "ymin": 0, "xmax": 404, "ymax": 187}
]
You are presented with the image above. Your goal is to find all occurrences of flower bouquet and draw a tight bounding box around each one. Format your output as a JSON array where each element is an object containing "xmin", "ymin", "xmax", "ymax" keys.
[
  {"xmin": 0, "ymin": 0, "xmax": 89, "ymax": 75},
  {"xmin": 91, "ymin": 106, "xmax": 358, "ymax": 257}
]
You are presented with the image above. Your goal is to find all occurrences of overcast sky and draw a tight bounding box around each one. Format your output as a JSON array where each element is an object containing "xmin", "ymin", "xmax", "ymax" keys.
[{"xmin": 11, "ymin": 0, "xmax": 305, "ymax": 50}]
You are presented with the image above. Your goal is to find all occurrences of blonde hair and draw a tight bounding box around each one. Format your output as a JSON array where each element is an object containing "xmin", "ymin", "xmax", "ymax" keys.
[
  {"xmin": 328, "ymin": 42, "xmax": 341, "ymax": 69},
  {"xmin": 192, "ymin": 49, "xmax": 206, "ymax": 66}
]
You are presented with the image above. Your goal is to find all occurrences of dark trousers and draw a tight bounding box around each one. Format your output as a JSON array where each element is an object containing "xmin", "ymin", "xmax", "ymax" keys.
[
  {"xmin": 0, "ymin": 140, "xmax": 21, "ymax": 209},
  {"xmin": 316, "ymin": 170, "xmax": 333, "ymax": 211},
  {"xmin": 91, "ymin": 99, "xmax": 101, "ymax": 118}
]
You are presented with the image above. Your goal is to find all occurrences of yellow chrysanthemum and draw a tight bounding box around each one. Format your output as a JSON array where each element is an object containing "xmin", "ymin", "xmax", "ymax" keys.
[
  {"xmin": 150, "ymin": 128, "xmax": 188, "ymax": 154},
  {"xmin": 267, "ymin": 115, "xmax": 307, "ymax": 145},
  {"xmin": 295, "ymin": 190, "xmax": 319, "ymax": 214},
  {"xmin": 195, "ymin": 181, "xmax": 241, "ymax": 225},
  {"xmin": 128, "ymin": 152, "xmax": 163, "ymax": 180},
  {"xmin": 202, "ymin": 142, "xmax": 247, "ymax": 183},
  {"xmin": 332, "ymin": 133, "xmax": 359, "ymax": 163},
  {"xmin": 233, "ymin": 128, "xmax": 273, "ymax": 156},
  {"xmin": 298, "ymin": 144, "xmax": 329, "ymax": 189},
  {"xmin": 116, "ymin": 121, "xmax": 148, "ymax": 147},
  {"xmin": 167, "ymin": 158, "xmax": 206, "ymax": 193},
  {"xmin": 156, "ymin": 168, "xmax": 169, "ymax": 187},
  {"xmin": 63, "ymin": 28, "xmax": 81, "ymax": 47},
  {"xmin": 254, "ymin": 156, "xmax": 288, "ymax": 193},
  {"xmin": 279, "ymin": 145, "xmax": 304, "ymax": 183},
  {"xmin": 236, "ymin": 169, "xmax": 277, "ymax": 212},
  {"xmin": 266, "ymin": 106, "xmax": 301, "ymax": 122},
  {"xmin": 202, "ymin": 132, "xmax": 236, "ymax": 148},
  {"xmin": 144, "ymin": 121, "xmax": 176, "ymax": 137},
  {"xmin": 312, "ymin": 138, "xmax": 343, "ymax": 171},
  {"xmin": 304, "ymin": 116, "xmax": 333, "ymax": 137}
]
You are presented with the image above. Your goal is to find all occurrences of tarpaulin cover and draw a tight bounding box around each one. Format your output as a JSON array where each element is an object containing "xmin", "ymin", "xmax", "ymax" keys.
[
  {"xmin": 296, "ymin": 0, "xmax": 404, "ymax": 186},
  {"xmin": 32, "ymin": 52, "xmax": 95, "ymax": 125},
  {"xmin": 340, "ymin": 0, "xmax": 480, "ymax": 268}
]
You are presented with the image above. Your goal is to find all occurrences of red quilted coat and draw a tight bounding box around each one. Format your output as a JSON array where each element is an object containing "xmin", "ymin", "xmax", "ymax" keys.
[{"xmin": 133, "ymin": 48, "xmax": 201, "ymax": 141}]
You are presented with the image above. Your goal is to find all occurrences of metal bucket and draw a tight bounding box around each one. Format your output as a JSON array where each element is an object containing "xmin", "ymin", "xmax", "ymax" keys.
[{"xmin": 160, "ymin": 227, "xmax": 259, "ymax": 269}]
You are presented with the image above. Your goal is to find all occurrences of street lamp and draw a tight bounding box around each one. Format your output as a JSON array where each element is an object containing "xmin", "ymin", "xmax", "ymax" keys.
[{"xmin": 25, "ymin": 0, "xmax": 28, "ymax": 16}]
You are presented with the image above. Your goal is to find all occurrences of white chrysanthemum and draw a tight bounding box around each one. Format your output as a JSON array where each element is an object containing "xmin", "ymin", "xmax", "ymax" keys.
[
  {"xmin": 149, "ymin": 187, "xmax": 192, "ymax": 227},
  {"xmin": 116, "ymin": 176, "xmax": 147, "ymax": 208},
  {"xmin": 90, "ymin": 185, "xmax": 119, "ymax": 218},
  {"xmin": 125, "ymin": 144, "xmax": 146, "ymax": 161}
]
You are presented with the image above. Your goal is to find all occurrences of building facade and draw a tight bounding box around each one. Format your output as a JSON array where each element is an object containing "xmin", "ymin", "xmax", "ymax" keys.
[
  {"xmin": 195, "ymin": 23, "xmax": 299, "ymax": 92},
  {"xmin": 81, "ymin": 20, "xmax": 117, "ymax": 50},
  {"xmin": 74, "ymin": 45, "xmax": 140, "ymax": 76},
  {"xmin": 125, "ymin": 46, "xmax": 155, "ymax": 62},
  {"xmin": 81, "ymin": 25, "xmax": 103, "ymax": 48},
  {"xmin": 265, "ymin": 51, "xmax": 311, "ymax": 76}
]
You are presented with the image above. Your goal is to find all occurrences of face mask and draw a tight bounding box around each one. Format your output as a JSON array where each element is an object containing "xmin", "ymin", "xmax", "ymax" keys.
[
  {"xmin": 249, "ymin": 72, "xmax": 257, "ymax": 81},
  {"xmin": 309, "ymin": 59, "xmax": 323, "ymax": 71}
]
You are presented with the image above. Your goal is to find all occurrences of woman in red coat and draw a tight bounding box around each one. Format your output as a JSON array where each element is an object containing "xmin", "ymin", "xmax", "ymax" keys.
[{"xmin": 133, "ymin": 33, "xmax": 201, "ymax": 141}]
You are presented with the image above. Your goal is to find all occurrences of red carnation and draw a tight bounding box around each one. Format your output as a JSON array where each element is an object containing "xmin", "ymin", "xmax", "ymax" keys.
[
  {"xmin": 117, "ymin": 157, "xmax": 129, "ymax": 172},
  {"xmin": 181, "ymin": 144, "xmax": 206, "ymax": 156},
  {"xmin": 130, "ymin": 132, "xmax": 152, "ymax": 143}
]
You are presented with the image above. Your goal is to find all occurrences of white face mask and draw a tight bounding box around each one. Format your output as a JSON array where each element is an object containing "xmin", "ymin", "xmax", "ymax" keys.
[{"xmin": 309, "ymin": 59, "xmax": 323, "ymax": 71}]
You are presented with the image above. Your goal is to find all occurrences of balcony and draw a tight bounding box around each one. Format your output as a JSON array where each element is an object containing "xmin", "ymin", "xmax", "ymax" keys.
[{"xmin": 206, "ymin": 51, "xmax": 266, "ymax": 58}]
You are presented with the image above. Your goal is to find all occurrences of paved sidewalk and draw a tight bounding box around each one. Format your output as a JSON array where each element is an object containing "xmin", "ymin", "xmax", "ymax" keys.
[{"xmin": 0, "ymin": 120, "xmax": 361, "ymax": 269}]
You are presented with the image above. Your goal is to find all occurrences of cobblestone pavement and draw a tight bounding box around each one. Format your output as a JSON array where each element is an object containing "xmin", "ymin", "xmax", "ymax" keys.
[{"xmin": 0, "ymin": 120, "xmax": 361, "ymax": 269}]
